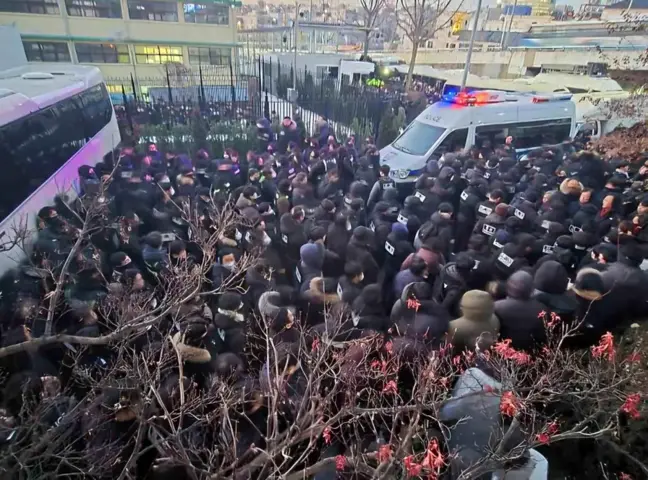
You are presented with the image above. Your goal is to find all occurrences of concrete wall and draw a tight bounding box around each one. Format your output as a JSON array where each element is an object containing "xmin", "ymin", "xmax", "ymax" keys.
[{"xmin": 0, "ymin": 26, "xmax": 27, "ymax": 70}]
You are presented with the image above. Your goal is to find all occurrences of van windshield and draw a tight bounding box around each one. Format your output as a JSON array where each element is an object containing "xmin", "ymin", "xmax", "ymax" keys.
[{"xmin": 392, "ymin": 121, "xmax": 446, "ymax": 156}]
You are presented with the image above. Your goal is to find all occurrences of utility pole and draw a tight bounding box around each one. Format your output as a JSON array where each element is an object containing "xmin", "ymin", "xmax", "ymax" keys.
[
  {"xmin": 460, "ymin": 0, "xmax": 482, "ymax": 91},
  {"xmin": 293, "ymin": 2, "xmax": 299, "ymax": 89}
]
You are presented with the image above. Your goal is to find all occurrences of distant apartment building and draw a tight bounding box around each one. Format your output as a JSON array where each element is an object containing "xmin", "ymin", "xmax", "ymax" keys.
[{"xmin": 0, "ymin": 0, "xmax": 240, "ymax": 94}]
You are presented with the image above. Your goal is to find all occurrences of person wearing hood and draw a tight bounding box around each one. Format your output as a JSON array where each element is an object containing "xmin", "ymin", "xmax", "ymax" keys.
[
  {"xmin": 354, "ymin": 157, "xmax": 377, "ymax": 190},
  {"xmin": 401, "ymin": 238, "xmax": 445, "ymax": 278},
  {"xmin": 337, "ymin": 261, "xmax": 365, "ymax": 305},
  {"xmin": 448, "ymin": 290, "xmax": 500, "ymax": 354},
  {"xmin": 594, "ymin": 194, "xmax": 621, "ymax": 237},
  {"xmin": 346, "ymin": 226, "xmax": 380, "ymax": 284},
  {"xmin": 555, "ymin": 178, "xmax": 584, "ymax": 209},
  {"xmin": 397, "ymin": 196, "xmax": 423, "ymax": 243},
  {"xmin": 274, "ymin": 179, "xmax": 292, "ymax": 217},
  {"xmin": 600, "ymin": 243, "xmax": 648, "ymax": 319},
  {"xmin": 309, "ymin": 198, "xmax": 337, "ymax": 232},
  {"xmin": 415, "ymin": 203, "xmax": 454, "ymax": 256},
  {"xmin": 412, "ymin": 176, "xmax": 438, "ymax": 220},
  {"xmin": 494, "ymin": 271, "xmax": 547, "ymax": 352},
  {"xmin": 291, "ymin": 172, "xmax": 316, "ymax": 208},
  {"xmin": 490, "ymin": 242, "xmax": 529, "ymax": 283},
  {"xmin": 532, "ymin": 260, "xmax": 578, "ymax": 323},
  {"xmin": 296, "ymin": 243, "xmax": 325, "ymax": 293},
  {"xmin": 433, "ymin": 252, "xmax": 476, "ymax": 318},
  {"xmin": 455, "ymin": 180, "xmax": 485, "ymax": 251},
  {"xmin": 258, "ymin": 285, "xmax": 298, "ymax": 321},
  {"xmin": 326, "ymin": 212, "xmax": 352, "ymax": 261},
  {"xmin": 535, "ymin": 235, "xmax": 577, "ymax": 274},
  {"xmin": 383, "ymin": 223, "xmax": 415, "ymax": 292},
  {"xmin": 345, "ymin": 284, "xmax": 387, "ymax": 335},
  {"xmin": 568, "ymin": 267, "xmax": 614, "ymax": 347},
  {"xmin": 390, "ymin": 282, "xmax": 450, "ymax": 347}
]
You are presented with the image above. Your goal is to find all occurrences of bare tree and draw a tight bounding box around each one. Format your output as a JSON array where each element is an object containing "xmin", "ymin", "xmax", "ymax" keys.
[
  {"xmin": 358, "ymin": 0, "xmax": 387, "ymax": 58},
  {"xmin": 395, "ymin": 0, "xmax": 463, "ymax": 90}
]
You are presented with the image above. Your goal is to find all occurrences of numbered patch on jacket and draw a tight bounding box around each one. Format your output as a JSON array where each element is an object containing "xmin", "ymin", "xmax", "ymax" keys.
[
  {"xmin": 514, "ymin": 209, "xmax": 525, "ymax": 220},
  {"xmin": 575, "ymin": 244, "xmax": 586, "ymax": 251},
  {"xmin": 498, "ymin": 252, "xmax": 514, "ymax": 267},
  {"xmin": 506, "ymin": 185, "xmax": 515, "ymax": 194},
  {"xmin": 369, "ymin": 221, "xmax": 376, "ymax": 232},
  {"xmin": 478, "ymin": 205, "xmax": 492, "ymax": 216},
  {"xmin": 385, "ymin": 241, "xmax": 395, "ymax": 256},
  {"xmin": 473, "ymin": 259, "xmax": 480, "ymax": 270},
  {"xmin": 493, "ymin": 239, "xmax": 504, "ymax": 249},
  {"xmin": 569, "ymin": 224, "xmax": 582, "ymax": 234},
  {"xmin": 397, "ymin": 214, "xmax": 408, "ymax": 225},
  {"xmin": 383, "ymin": 182, "xmax": 395, "ymax": 190},
  {"xmin": 337, "ymin": 283, "xmax": 343, "ymax": 298},
  {"xmin": 245, "ymin": 231, "xmax": 252, "ymax": 244},
  {"xmin": 295, "ymin": 267, "xmax": 302, "ymax": 284},
  {"xmin": 541, "ymin": 220, "xmax": 550, "ymax": 230},
  {"xmin": 282, "ymin": 234, "xmax": 288, "ymax": 244},
  {"xmin": 414, "ymin": 191, "xmax": 426, "ymax": 202},
  {"xmin": 484, "ymin": 171, "xmax": 491, "ymax": 179},
  {"xmin": 460, "ymin": 191, "xmax": 469, "ymax": 201},
  {"xmin": 542, "ymin": 244, "xmax": 554, "ymax": 255},
  {"xmin": 218, "ymin": 328, "xmax": 226, "ymax": 341},
  {"xmin": 482, "ymin": 224, "xmax": 496, "ymax": 236}
]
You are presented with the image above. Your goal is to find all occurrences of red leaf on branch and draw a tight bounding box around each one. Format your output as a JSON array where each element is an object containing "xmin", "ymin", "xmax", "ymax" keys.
[
  {"xmin": 404, "ymin": 455, "xmax": 423, "ymax": 477},
  {"xmin": 591, "ymin": 332, "xmax": 615, "ymax": 360},
  {"xmin": 620, "ymin": 393, "xmax": 642, "ymax": 419},
  {"xmin": 536, "ymin": 432, "xmax": 551, "ymax": 444},
  {"xmin": 311, "ymin": 336, "xmax": 320, "ymax": 352},
  {"xmin": 335, "ymin": 455, "xmax": 346, "ymax": 471},
  {"xmin": 322, "ymin": 426, "xmax": 332, "ymax": 445},
  {"xmin": 500, "ymin": 391, "xmax": 519, "ymax": 417},
  {"xmin": 384, "ymin": 341, "xmax": 394, "ymax": 355},
  {"xmin": 619, "ymin": 473, "xmax": 633, "ymax": 480},
  {"xmin": 625, "ymin": 352, "xmax": 642, "ymax": 364},
  {"xmin": 382, "ymin": 380, "xmax": 398, "ymax": 395},
  {"xmin": 377, "ymin": 444, "xmax": 392, "ymax": 463},
  {"xmin": 406, "ymin": 298, "xmax": 421, "ymax": 312},
  {"xmin": 421, "ymin": 439, "xmax": 446, "ymax": 471}
]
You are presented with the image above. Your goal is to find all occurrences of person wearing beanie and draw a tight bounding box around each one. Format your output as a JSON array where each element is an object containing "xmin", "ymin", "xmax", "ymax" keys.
[
  {"xmin": 346, "ymin": 226, "xmax": 380, "ymax": 284},
  {"xmin": 301, "ymin": 276, "xmax": 341, "ymax": 326},
  {"xmin": 532, "ymin": 260, "xmax": 578, "ymax": 322},
  {"xmin": 489, "ymin": 229, "xmax": 512, "ymax": 254},
  {"xmin": 398, "ymin": 195, "xmax": 424, "ymax": 243},
  {"xmin": 297, "ymin": 242, "xmax": 325, "ymax": 291},
  {"xmin": 326, "ymin": 212, "xmax": 352, "ymax": 261},
  {"xmin": 448, "ymin": 290, "xmax": 500, "ymax": 354},
  {"xmin": 494, "ymin": 271, "xmax": 547, "ymax": 352}
]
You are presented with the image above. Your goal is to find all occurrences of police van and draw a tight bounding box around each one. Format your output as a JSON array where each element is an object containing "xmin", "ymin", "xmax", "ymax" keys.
[{"xmin": 380, "ymin": 90, "xmax": 577, "ymax": 183}]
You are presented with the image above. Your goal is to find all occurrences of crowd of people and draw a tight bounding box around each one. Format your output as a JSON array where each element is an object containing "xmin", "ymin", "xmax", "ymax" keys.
[{"xmin": 0, "ymin": 110, "xmax": 647, "ymax": 477}]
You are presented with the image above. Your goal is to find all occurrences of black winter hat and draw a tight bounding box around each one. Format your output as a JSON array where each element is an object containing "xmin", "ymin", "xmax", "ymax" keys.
[
  {"xmin": 572, "ymin": 268, "xmax": 605, "ymax": 301},
  {"xmin": 352, "ymin": 226, "xmax": 374, "ymax": 246},
  {"xmin": 219, "ymin": 292, "xmax": 243, "ymax": 312},
  {"xmin": 555, "ymin": 235, "xmax": 575, "ymax": 250},
  {"xmin": 534, "ymin": 260, "xmax": 569, "ymax": 294}
]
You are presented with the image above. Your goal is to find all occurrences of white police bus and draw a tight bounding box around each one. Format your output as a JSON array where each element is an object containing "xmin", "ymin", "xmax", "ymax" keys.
[
  {"xmin": 0, "ymin": 64, "xmax": 120, "ymax": 276},
  {"xmin": 380, "ymin": 90, "xmax": 577, "ymax": 183}
]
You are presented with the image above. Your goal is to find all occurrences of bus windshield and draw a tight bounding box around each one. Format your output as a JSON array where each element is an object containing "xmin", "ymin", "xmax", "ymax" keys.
[{"xmin": 392, "ymin": 121, "xmax": 446, "ymax": 156}]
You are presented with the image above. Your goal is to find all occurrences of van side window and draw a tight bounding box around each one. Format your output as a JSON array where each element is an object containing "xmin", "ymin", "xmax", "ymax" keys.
[
  {"xmin": 436, "ymin": 128, "xmax": 468, "ymax": 155},
  {"xmin": 509, "ymin": 119, "xmax": 572, "ymax": 149},
  {"xmin": 475, "ymin": 124, "xmax": 508, "ymax": 149}
]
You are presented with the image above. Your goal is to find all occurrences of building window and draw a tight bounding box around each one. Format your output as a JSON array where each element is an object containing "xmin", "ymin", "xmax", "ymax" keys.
[
  {"xmin": 76, "ymin": 43, "xmax": 130, "ymax": 63},
  {"xmin": 188, "ymin": 46, "xmax": 230, "ymax": 65},
  {"xmin": 23, "ymin": 41, "xmax": 71, "ymax": 62},
  {"xmin": 65, "ymin": 0, "xmax": 122, "ymax": 18},
  {"xmin": 127, "ymin": 0, "xmax": 178, "ymax": 21},
  {"xmin": 183, "ymin": 2, "xmax": 229, "ymax": 25},
  {"xmin": 0, "ymin": 0, "xmax": 60, "ymax": 14},
  {"xmin": 134, "ymin": 45, "xmax": 183, "ymax": 64}
]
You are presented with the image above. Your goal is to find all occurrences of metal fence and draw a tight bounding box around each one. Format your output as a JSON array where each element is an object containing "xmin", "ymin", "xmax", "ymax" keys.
[{"xmin": 109, "ymin": 57, "xmax": 394, "ymax": 140}]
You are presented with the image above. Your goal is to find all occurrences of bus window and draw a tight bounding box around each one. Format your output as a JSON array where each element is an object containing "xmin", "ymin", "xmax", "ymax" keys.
[
  {"xmin": 509, "ymin": 119, "xmax": 572, "ymax": 149},
  {"xmin": 0, "ymin": 85, "xmax": 112, "ymax": 223},
  {"xmin": 436, "ymin": 128, "xmax": 468, "ymax": 155}
]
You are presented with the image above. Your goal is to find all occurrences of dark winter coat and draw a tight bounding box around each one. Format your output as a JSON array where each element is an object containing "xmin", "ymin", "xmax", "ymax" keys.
[{"xmin": 494, "ymin": 271, "xmax": 547, "ymax": 352}]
